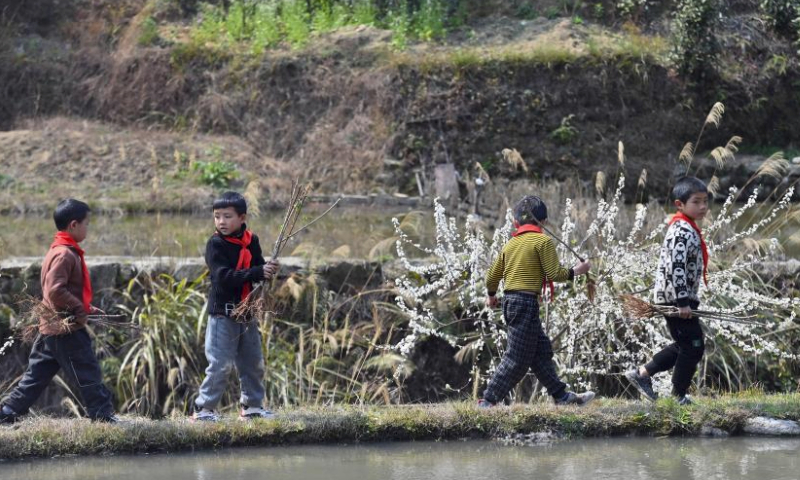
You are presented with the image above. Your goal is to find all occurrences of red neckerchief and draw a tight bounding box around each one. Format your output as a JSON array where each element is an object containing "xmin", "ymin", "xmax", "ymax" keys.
[
  {"xmin": 669, "ymin": 212, "xmax": 708, "ymax": 285},
  {"xmin": 217, "ymin": 228, "xmax": 253, "ymax": 301},
  {"xmin": 512, "ymin": 224, "xmax": 556, "ymax": 301},
  {"xmin": 50, "ymin": 231, "xmax": 92, "ymax": 313}
]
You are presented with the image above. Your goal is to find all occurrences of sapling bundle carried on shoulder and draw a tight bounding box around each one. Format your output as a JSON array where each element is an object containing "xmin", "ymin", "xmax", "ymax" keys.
[
  {"xmin": 233, "ymin": 180, "xmax": 340, "ymax": 321},
  {"xmin": 8, "ymin": 296, "xmax": 135, "ymax": 345},
  {"xmin": 620, "ymin": 294, "xmax": 762, "ymax": 325}
]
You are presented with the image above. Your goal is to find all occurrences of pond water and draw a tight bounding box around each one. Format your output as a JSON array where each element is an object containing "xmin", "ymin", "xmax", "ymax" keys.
[
  {"xmin": 1, "ymin": 203, "xmax": 797, "ymax": 260},
  {"xmin": 0, "ymin": 207, "xmax": 431, "ymax": 259},
  {"xmin": 1, "ymin": 437, "xmax": 799, "ymax": 480}
]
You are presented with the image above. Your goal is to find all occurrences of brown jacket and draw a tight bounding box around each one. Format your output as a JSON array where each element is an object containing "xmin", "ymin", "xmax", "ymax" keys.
[{"xmin": 39, "ymin": 245, "xmax": 88, "ymax": 335}]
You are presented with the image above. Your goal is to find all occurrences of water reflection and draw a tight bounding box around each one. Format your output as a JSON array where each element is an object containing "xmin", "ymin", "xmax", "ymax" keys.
[
  {"xmin": 0, "ymin": 207, "xmax": 428, "ymax": 259},
  {"xmin": 2, "ymin": 437, "xmax": 799, "ymax": 480}
]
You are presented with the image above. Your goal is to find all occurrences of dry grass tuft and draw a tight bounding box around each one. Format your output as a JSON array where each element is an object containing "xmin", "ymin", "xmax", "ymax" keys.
[
  {"xmin": 501, "ymin": 148, "xmax": 528, "ymax": 173},
  {"xmin": 725, "ymin": 135, "xmax": 742, "ymax": 153},
  {"xmin": 595, "ymin": 171, "xmax": 606, "ymax": 197},
  {"xmin": 474, "ymin": 162, "xmax": 492, "ymax": 183},
  {"xmin": 704, "ymin": 102, "xmax": 725, "ymax": 128},
  {"xmin": 707, "ymin": 175, "xmax": 720, "ymax": 197},
  {"xmin": 710, "ymin": 146, "xmax": 733, "ymax": 169},
  {"xmin": 244, "ymin": 180, "xmax": 262, "ymax": 218},
  {"xmin": 679, "ymin": 142, "xmax": 694, "ymax": 165},
  {"xmin": 755, "ymin": 152, "xmax": 789, "ymax": 180},
  {"xmin": 637, "ymin": 168, "xmax": 647, "ymax": 190}
]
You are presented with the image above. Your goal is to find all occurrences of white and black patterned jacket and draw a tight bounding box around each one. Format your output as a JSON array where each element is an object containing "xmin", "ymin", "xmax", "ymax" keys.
[{"xmin": 654, "ymin": 219, "xmax": 703, "ymax": 307}]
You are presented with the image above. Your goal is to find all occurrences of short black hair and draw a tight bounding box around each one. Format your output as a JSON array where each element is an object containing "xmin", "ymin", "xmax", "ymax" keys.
[
  {"xmin": 212, "ymin": 191, "xmax": 247, "ymax": 215},
  {"xmin": 513, "ymin": 195, "xmax": 547, "ymax": 225},
  {"xmin": 53, "ymin": 199, "xmax": 91, "ymax": 231},
  {"xmin": 672, "ymin": 176, "xmax": 708, "ymax": 203}
]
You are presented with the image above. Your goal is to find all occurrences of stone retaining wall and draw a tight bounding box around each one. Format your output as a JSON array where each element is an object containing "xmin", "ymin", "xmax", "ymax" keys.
[{"xmin": 0, "ymin": 256, "xmax": 387, "ymax": 321}]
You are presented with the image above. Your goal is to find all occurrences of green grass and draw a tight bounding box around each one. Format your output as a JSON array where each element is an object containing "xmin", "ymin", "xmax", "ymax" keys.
[{"xmin": 3, "ymin": 394, "xmax": 800, "ymax": 460}]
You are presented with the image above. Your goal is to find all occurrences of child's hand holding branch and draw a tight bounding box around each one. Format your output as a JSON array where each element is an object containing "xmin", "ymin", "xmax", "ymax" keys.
[
  {"xmin": 263, "ymin": 260, "xmax": 280, "ymax": 281},
  {"xmin": 573, "ymin": 260, "xmax": 591, "ymax": 276}
]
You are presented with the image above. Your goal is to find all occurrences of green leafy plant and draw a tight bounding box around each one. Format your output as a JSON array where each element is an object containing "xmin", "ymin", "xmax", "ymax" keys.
[
  {"xmin": 283, "ymin": 0, "xmax": 312, "ymax": 46},
  {"xmin": 593, "ymin": 2, "xmax": 605, "ymax": 19},
  {"xmin": 389, "ymin": 5, "xmax": 410, "ymax": 50},
  {"xmin": 412, "ymin": 0, "xmax": 446, "ymax": 41},
  {"xmin": 550, "ymin": 114, "xmax": 579, "ymax": 144},
  {"xmin": 352, "ymin": 0, "xmax": 378, "ymax": 25},
  {"xmin": 138, "ymin": 16, "xmax": 160, "ymax": 46},
  {"xmin": 115, "ymin": 274, "xmax": 208, "ymax": 416},
  {"xmin": 193, "ymin": 160, "xmax": 238, "ymax": 188}
]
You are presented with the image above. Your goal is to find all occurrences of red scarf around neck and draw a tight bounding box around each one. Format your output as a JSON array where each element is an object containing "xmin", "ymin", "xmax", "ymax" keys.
[
  {"xmin": 512, "ymin": 224, "xmax": 556, "ymax": 301},
  {"xmin": 50, "ymin": 231, "xmax": 92, "ymax": 313},
  {"xmin": 218, "ymin": 229, "xmax": 253, "ymax": 301},
  {"xmin": 669, "ymin": 212, "xmax": 709, "ymax": 285}
]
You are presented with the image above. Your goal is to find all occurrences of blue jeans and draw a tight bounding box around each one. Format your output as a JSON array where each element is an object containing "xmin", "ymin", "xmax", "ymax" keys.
[{"xmin": 195, "ymin": 315, "xmax": 266, "ymax": 409}]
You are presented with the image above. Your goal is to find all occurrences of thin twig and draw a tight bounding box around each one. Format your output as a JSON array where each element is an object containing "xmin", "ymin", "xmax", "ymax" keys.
[{"xmin": 283, "ymin": 198, "xmax": 342, "ymax": 243}]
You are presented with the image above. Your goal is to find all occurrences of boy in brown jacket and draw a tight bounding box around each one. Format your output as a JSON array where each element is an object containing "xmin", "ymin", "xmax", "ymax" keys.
[{"xmin": 0, "ymin": 199, "xmax": 117, "ymax": 423}]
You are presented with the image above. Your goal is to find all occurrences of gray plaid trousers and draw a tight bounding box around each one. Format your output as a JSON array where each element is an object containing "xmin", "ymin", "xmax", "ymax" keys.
[{"xmin": 483, "ymin": 293, "xmax": 567, "ymax": 403}]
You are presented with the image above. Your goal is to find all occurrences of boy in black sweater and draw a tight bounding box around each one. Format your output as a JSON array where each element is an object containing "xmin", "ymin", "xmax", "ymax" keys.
[{"xmin": 192, "ymin": 192, "xmax": 279, "ymax": 421}]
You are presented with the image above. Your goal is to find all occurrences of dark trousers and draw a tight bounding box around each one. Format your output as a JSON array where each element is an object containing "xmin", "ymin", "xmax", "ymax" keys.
[
  {"xmin": 3, "ymin": 329, "xmax": 114, "ymax": 419},
  {"xmin": 645, "ymin": 315, "xmax": 705, "ymax": 397},
  {"xmin": 483, "ymin": 293, "xmax": 567, "ymax": 404}
]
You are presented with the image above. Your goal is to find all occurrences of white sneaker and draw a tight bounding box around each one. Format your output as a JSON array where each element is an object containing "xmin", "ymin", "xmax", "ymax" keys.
[
  {"xmin": 191, "ymin": 408, "xmax": 219, "ymax": 422},
  {"xmin": 239, "ymin": 405, "xmax": 275, "ymax": 420}
]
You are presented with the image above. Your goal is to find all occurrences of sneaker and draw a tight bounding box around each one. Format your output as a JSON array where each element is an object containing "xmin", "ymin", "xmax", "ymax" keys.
[
  {"xmin": 554, "ymin": 391, "xmax": 596, "ymax": 406},
  {"xmin": 625, "ymin": 369, "xmax": 658, "ymax": 402},
  {"xmin": 677, "ymin": 395, "xmax": 693, "ymax": 406},
  {"xmin": 239, "ymin": 405, "xmax": 275, "ymax": 420},
  {"xmin": 476, "ymin": 399, "xmax": 496, "ymax": 409},
  {"xmin": 192, "ymin": 407, "xmax": 220, "ymax": 422},
  {"xmin": 0, "ymin": 405, "xmax": 19, "ymax": 424}
]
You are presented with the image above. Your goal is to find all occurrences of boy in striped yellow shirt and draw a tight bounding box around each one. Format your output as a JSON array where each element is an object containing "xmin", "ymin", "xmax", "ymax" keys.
[{"xmin": 478, "ymin": 195, "xmax": 595, "ymax": 407}]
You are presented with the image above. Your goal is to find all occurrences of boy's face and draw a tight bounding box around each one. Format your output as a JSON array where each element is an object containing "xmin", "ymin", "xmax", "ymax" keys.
[
  {"xmin": 214, "ymin": 207, "xmax": 246, "ymax": 235},
  {"xmin": 67, "ymin": 215, "xmax": 90, "ymax": 243},
  {"xmin": 675, "ymin": 192, "xmax": 709, "ymax": 221}
]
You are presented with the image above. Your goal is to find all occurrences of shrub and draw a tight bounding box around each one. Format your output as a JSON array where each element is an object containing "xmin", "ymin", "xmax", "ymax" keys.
[
  {"xmin": 760, "ymin": 0, "xmax": 800, "ymax": 39},
  {"xmin": 138, "ymin": 16, "xmax": 160, "ymax": 46},
  {"xmin": 670, "ymin": 0, "xmax": 721, "ymax": 79}
]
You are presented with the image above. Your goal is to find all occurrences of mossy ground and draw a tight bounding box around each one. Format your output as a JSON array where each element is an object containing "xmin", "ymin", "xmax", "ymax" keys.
[{"xmin": 2, "ymin": 393, "xmax": 799, "ymax": 461}]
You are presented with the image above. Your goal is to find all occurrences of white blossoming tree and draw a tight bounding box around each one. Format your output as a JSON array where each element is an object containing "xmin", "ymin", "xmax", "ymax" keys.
[{"xmin": 391, "ymin": 105, "xmax": 800, "ymax": 400}]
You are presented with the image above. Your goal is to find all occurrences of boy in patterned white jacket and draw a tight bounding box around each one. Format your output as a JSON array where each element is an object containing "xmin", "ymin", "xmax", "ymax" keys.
[{"xmin": 626, "ymin": 177, "xmax": 709, "ymax": 405}]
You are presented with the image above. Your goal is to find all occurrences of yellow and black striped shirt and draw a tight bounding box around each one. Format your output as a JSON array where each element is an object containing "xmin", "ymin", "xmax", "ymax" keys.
[{"xmin": 485, "ymin": 232, "xmax": 573, "ymax": 295}]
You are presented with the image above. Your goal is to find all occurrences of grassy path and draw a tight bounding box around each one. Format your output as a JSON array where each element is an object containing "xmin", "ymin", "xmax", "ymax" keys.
[{"xmin": 2, "ymin": 394, "xmax": 800, "ymax": 460}]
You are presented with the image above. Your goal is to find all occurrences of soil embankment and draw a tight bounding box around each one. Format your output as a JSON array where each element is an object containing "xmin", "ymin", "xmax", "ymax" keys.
[
  {"xmin": 2, "ymin": 396, "xmax": 800, "ymax": 460},
  {"xmin": 1, "ymin": 2, "xmax": 799, "ymax": 213}
]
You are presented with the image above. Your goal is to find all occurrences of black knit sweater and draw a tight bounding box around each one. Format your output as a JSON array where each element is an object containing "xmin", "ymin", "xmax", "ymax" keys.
[{"xmin": 205, "ymin": 225, "xmax": 266, "ymax": 316}]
